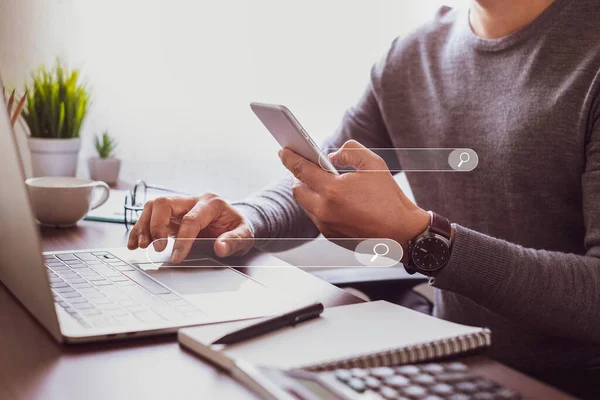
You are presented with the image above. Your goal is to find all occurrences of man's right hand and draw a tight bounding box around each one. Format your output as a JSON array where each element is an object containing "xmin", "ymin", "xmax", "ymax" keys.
[{"xmin": 127, "ymin": 194, "xmax": 254, "ymax": 263}]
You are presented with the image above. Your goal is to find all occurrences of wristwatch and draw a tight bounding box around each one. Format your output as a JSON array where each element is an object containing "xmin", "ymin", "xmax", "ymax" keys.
[{"xmin": 405, "ymin": 211, "xmax": 453, "ymax": 276}]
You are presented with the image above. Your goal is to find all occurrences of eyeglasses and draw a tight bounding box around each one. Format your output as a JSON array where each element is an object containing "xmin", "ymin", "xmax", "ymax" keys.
[{"xmin": 123, "ymin": 180, "xmax": 186, "ymax": 230}]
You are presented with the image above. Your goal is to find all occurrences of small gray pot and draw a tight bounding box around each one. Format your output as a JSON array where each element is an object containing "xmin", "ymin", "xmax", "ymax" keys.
[{"xmin": 88, "ymin": 157, "xmax": 121, "ymax": 185}]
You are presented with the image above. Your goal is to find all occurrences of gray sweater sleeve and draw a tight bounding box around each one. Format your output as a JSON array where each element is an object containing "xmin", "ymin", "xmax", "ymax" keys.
[
  {"xmin": 233, "ymin": 176, "xmax": 320, "ymax": 240},
  {"xmin": 234, "ymin": 61, "xmax": 398, "ymax": 240},
  {"xmin": 434, "ymin": 120, "xmax": 600, "ymax": 344}
]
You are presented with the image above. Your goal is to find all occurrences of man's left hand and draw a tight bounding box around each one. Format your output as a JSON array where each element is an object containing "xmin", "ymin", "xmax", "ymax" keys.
[{"xmin": 279, "ymin": 140, "xmax": 430, "ymax": 250}]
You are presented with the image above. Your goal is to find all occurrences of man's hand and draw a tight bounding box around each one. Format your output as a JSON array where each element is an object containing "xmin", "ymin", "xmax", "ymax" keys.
[
  {"xmin": 127, "ymin": 194, "xmax": 254, "ymax": 263},
  {"xmin": 279, "ymin": 140, "xmax": 430, "ymax": 250}
]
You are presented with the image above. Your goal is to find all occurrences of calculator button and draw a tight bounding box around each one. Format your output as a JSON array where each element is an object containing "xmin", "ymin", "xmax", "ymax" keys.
[
  {"xmin": 438, "ymin": 373, "xmax": 470, "ymax": 383},
  {"xmin": 379, "ymin": 386, "xmax": 399, "ymax": 399},
  {"xmin": 456, "ymin": 381, "xmax": 478, "ymax": 393},
  {"xmin": 396, "ymin": 365, "xmax": 420, "ymax": 376},
  {"xmin": 364, "ymin": 376, "xmax": 381, "ymax": 390},
  {"xmin": 421, "ymin": 364, "xmax": 445, "ymax": 374},
  {"xmin": 370, "ymin": 367, "xmax": 395, "ymax": 378},
  {"xmin": 402, "ymin": 385, "xmax": 427, "ymax": 398},
  {"xmin": 446, "ymin": 362, "xmax": 468, "ymax": 372},
  {"xmin": 350, "ymin": 368, "xmax": 369, "ymax": 378},
  {"xmin": 384, "ymin": 375, "xmax": 410, "ymax": 388},
  {"xmin": 334, "ymin": 369, "xmax": 352, "ymax": 382},
  {"xmin": 431, "ymin": 383, "xmax": 454, "ymax": 396},
  {"xmin": 346, "ymin": 378, "xmax": 366, "ymax": 393},
  {"xmin": 413, "ymin": 374, "xmax": 436, "ymax": 386}
]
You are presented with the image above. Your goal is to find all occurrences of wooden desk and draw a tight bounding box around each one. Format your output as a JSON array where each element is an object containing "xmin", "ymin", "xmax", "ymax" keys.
[{"xmin": 0, "ymin": 220, "xmax": 576, "ymax": 400}]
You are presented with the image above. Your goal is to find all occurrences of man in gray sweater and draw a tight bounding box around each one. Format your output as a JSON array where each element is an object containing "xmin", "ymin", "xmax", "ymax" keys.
[{"xmin": 129, "ymin": 0, "xmax": 600, "ymax": 396}]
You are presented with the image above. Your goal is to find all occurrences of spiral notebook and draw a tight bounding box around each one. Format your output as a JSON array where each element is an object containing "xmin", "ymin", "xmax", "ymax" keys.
[{"xmin": 178, "ymin": 301, "xmax": 491, "ymax": 372}]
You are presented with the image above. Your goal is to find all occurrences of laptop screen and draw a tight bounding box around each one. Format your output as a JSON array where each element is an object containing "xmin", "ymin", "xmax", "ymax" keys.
[{"xmin": 0, "ymin": 98, "xmax": 61, "ymax": 341}]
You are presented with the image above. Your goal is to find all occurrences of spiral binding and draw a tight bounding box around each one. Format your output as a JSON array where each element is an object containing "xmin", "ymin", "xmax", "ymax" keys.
[{"xmin": 302, "ymin": 328, "xmax": 491, "ymax": 372}]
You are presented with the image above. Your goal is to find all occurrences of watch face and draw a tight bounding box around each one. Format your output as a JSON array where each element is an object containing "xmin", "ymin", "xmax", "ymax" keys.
[{"xmin": 411, "ymin": 235, "xmax": 450, "ymax": 271}]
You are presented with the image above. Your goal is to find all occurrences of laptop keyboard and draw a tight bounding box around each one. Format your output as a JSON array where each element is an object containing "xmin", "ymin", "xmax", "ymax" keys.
[{"xmin": 45, "ymin": 251, "xmax": 205, "ymax": 329}]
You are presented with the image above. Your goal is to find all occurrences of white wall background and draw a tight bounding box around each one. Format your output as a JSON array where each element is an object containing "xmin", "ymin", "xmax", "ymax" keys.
[{"xmin": 0, "ymin": 0, "xmax": 467, "ymax": 200}]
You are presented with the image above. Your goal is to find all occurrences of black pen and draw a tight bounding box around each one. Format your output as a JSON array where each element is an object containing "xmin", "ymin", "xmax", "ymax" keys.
[{"xmin": 212, "ymin": 302, "xmax": 324, "ymax": 345}]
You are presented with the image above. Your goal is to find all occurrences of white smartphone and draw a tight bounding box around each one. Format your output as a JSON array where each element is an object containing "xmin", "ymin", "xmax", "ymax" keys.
[{"xmin": 250, "ymin": 102, "xmax": 339, "ymax": 175}]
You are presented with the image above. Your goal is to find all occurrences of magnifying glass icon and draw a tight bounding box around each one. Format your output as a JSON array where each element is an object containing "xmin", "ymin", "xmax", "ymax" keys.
[
  {"xmin": 370, "ymin": 243, "xmax": 390, "ymax": 262},
  {"xmin": 457, "ymin": 152, "xmax": 470, "ymax": 168}
]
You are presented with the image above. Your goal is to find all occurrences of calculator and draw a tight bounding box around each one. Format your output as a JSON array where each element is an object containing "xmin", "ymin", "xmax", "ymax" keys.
[{"xmin": 235, "ymin": 360, "xmax": 523, "ymax": 400}]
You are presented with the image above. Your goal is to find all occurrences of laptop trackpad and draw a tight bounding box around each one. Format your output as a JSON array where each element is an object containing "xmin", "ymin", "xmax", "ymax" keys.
[{"xmin": 135, "ymin": 262, "xmax": 279, "ymax": 318}]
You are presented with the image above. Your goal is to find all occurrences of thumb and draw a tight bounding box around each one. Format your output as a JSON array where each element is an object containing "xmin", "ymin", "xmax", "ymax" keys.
[
  {"xmin": 328, "ymin": 140, "xmax": 386, "ymax": 171},
  {"xmin": 214, "ymin": 224, "xmax": 254, "ymax": 257}
]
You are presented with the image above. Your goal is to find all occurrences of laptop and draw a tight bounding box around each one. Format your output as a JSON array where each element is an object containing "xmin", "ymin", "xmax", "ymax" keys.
[{"xmin": 0, "ymin": 102, "xmax": 292, "ymax": 344}]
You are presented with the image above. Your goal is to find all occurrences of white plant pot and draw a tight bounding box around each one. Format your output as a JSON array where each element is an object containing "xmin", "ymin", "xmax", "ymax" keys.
[
  {"xmin": 28, "ymin": 137, "xmax": 81, "ymax": 177},
  {"xmin": 88, "ymin": 157, "xmax": 121, "ymax": 185}
]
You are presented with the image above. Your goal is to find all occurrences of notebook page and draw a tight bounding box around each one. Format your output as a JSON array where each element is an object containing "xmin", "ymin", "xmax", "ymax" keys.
[{"xmin": 180, "ymin": 301, "xmax": 486, "ymax": 371}]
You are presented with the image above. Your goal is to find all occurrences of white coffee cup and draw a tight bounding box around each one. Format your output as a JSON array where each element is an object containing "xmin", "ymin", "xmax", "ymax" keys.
[{"xmin": 25, "ymin": 177, "xmax": 110, "ymax": 227}]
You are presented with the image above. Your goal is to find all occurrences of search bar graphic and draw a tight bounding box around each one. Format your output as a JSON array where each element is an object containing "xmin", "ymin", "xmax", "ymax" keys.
[
  {"xmin": 319, "ymin": 148, "xmax": 479, "ymax": 172},
  {"xmin": 144, "ymin": 237, "xmax": 404, "ymax": 269}
]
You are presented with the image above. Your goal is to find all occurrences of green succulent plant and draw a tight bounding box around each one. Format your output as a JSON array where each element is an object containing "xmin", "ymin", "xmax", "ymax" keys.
[
  {"xmin": 23, "ymin": 61, "xmax": 90, "ymax": 139},
  {"xmin": 95, "ymin": 131, "xmax": 118, "ymax": 159}
]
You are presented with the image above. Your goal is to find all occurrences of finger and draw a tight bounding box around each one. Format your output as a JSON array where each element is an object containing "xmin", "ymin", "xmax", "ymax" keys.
[
  {"xmin": 328, "ymin": 140, "xmax": 387, "ymax": 171},
  {"xmin": 214, "ymin": 224, "xmax": 254, "ymax": 257},
  {"xmin": 127, "ymin": 228, "xmax": 139, "ymax": 250},
  {"xmin": 171, "ymin": 198, "xmax": 226, "ymax": 263},
  {"xmin": 128, "ymin": 201, "xmax": 154, "ymax": 249},
  {"xmin": 127, "ymin": 221, "xmax": 140, "ymax": 250},
  {"xmin": 278, "ymin": 148, "xmax": 332, "ymax": 192},
  {"xmin": 137, "ymin": 201, "xmax": 155, "ymax": 249},
  {"xmin": 149, "ymin": 197, "xmax": 174, "ymax": 252},
  {"xmin": 291, "ymin": 179, "xmax": 322, "ymax": 217}
]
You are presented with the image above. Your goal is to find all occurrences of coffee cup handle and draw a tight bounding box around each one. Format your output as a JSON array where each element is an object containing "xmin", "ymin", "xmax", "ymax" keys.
[{"xmin": 90, "ymin": 181, "xmax": 111, "ymax": 210}]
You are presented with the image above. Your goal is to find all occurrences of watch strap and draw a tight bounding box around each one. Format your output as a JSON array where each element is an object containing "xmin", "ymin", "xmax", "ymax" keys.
[{"xmin": 429, "ymin": 211, "xmax": 452, "ymax": 240}]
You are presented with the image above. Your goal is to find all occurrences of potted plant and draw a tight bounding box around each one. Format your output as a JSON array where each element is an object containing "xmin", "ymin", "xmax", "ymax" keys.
[
  {"xmin": 88, "ymin": 131, "xmax": 120, "ymax": 185},
  {"xmin": 22, "ymin": 61, "xmax": 90, "ymax": 177}
]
